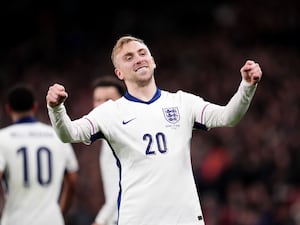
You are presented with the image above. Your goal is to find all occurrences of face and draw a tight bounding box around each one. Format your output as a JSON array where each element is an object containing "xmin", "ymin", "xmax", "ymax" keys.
[
  {"xmin": 93, "ymin": 86, "xmax": 121, "ymax": 108},
  {"xmin": 114, "ymin": 41, "xmax": 156, "ymax": 86}
]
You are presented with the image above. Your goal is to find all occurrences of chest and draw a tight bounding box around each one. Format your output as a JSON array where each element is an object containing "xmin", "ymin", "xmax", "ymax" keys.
[{"xmin": 106, "ymin": 102, "xmax": 191, "ymax": 156}]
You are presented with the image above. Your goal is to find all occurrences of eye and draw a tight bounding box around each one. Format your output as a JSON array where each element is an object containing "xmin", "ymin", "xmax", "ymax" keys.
[
  {"xmin": 125, "ymin": 55, "xmax": 132, "ymax": 61},
  {"xmin": 139, "ymin": 50, "xmax": 146, "ymax": 56}
]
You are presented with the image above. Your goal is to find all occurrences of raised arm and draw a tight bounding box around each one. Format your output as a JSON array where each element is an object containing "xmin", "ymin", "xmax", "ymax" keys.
[
  {"xmin": 203, "ymin": 60, "xmax": 262, "ymax": 128},
  {"xmin": 46, "ymin": 84, "xmax": 92, "ymax": 143}
]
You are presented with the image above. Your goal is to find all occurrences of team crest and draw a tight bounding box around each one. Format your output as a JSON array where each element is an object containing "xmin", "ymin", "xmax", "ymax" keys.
[{"xmin": 162, "ymin": 107, "xmax": 180, "ymax": 124}]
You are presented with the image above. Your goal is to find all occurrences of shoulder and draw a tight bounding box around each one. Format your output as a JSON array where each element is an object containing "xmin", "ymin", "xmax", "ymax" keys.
[
  {"xmin": 0, "ymin": 127, "xmax": 10, "ymax": 141},
  {"xmin": 161, "ymin": 89, "xmax": 193, "ymax": 96},
  {"xmin": 33, "ymin": 122, "xmax": 74, "ymax": 145},
  {"xmin": 37, "ymin": 121, "xmax": 57, "ymax": 130},
  {"xmin": 33, "ymin": 122, "xmax": 58, "ymax": 134},
  {"xmin": 161, "ymin": 90, "xmax": 203, "ymax": 101},
  {"xmin": 92, "ymin": 97, "xmax": 126, "ymax": 113},
  {"xmin": 0, "ymin": 124, "xmax": 18, "ymax": 137}
]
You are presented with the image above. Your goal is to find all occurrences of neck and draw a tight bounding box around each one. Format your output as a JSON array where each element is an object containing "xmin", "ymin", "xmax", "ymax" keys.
[
  {"xmin": 126, "ymin": 78, "xmax": 157, "ymax": 102},
  {"xmin": 11, "ymin": 111, "xmax": 34, "ymax": 123}
]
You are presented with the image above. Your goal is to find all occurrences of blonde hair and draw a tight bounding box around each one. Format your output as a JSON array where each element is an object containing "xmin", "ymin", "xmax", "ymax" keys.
[{"xmin": 111, "ymin": 35, "xmax": 145, "ymax": 68}]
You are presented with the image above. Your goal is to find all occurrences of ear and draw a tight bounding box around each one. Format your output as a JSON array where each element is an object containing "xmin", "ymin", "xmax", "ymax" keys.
[
  {"xmin": 115, "ymin": 68, "xmax": 124, "ymax": 80},
  {"xmin": 32, "ymin": 102, "xmax": 39, "ymax": 114},
  {"xmin": 4, "ymin": 104, "xmax": 11, "ymax": 115},
  {"xmin": 152, "ymin": 56, "xmax": 156, "ymax": 69}
]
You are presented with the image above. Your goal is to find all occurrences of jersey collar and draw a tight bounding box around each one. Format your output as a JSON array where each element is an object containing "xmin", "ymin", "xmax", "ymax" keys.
[
  {"xmin": 124, "ymin": 88, "xmax": 161, "ymax": 104},
  {"xmin": 15, "ymin": 116, "xmax": 37, "ymax": 124}
]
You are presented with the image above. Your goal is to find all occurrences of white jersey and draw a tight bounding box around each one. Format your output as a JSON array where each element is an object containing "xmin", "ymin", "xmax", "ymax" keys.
[
  {"xmin": 48, "ymin": 80, "xmax": 257, "ymax": 225},
  {"xmin": 0, "ymin": 119, "xmax": 79, "ymax": 225},
  {"xmin": 94, "ymin": 140, "xmax": 119, "ymax": 225}
]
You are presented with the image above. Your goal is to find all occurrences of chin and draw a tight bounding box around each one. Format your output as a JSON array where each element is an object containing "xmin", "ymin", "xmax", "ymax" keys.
[{"xmin": 136, "ymin": 74, "xmax": 153, "ymax": 85}]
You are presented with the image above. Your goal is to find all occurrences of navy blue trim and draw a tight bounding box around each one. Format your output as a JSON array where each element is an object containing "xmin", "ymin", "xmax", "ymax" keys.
[
  {"xmin": 193, "ymin": 122, "xmax": 208, "ymax": 131},
  {"xmin": 2, "ymin": 173, "xmax": 8, "ymax": 193},
  {"xmin": 124, "ymin": 88, "xmax": 161, "ymax": 104},
  {"xmin": 15, "ymin": 116, "xmax": 37, "ymax": 124},
  {"xmin": 101, "ymin": 140, "xmax": 122, "ymax": 224},
  {"xmin": 90, "ymin": 131, "xmax": 105, "ymax": 143}
]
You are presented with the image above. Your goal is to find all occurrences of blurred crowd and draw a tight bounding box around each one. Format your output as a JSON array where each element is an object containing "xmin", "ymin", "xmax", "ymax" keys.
[{"xmin": 0, "ymin": 0, "xmax": 300, "ymax": 224}]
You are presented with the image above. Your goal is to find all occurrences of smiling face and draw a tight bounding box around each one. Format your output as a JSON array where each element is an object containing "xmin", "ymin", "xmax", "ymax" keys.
[{"xmin": 113, "ymin": 38, "xmax": 156, "ymax": 88}]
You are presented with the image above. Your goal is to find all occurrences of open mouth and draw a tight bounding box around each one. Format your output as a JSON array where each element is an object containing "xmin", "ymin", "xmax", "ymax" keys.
[{"xmin": 134, "ymin": 66, "xmax": 147, "ymax": 72}]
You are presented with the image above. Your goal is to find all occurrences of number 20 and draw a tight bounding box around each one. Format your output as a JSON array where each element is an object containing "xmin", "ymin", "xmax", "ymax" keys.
[{"xmin": 143, "ymin": 132, "xmax": 167, "ymax": 155}]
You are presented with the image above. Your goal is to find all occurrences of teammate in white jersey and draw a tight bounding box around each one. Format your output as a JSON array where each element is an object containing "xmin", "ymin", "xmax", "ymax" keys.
[
  {"xmin": 0, "ymin": 84, "xmax": 79, "ymax": 225},
  {"xmin": 91, "ymin": 76, "xmax": 125, "ymax": 225},
  {"xmin": 46, "ymin": 35, "xmax": 262, "ymax": 225}
]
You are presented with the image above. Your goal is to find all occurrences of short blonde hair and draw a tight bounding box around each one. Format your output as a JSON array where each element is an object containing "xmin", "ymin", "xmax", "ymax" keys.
[{"xmin": 111, "ymin": 35, "xmax": 145, "ymax": 68}]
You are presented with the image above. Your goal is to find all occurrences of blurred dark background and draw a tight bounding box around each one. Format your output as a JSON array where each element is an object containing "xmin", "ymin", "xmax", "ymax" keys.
[{"xmin": 1, "ymin": 0, "xmax": 300, "ymax": 225}]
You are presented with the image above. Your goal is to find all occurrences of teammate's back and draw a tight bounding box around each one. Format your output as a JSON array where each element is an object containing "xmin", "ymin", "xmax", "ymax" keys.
[{"xmin": 0, "ymin": 84, "xmax": 79, "ymax": 225}]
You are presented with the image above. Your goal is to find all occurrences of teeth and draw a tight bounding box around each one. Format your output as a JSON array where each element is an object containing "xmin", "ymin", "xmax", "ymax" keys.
[{"xmin": 135, "ymin": 67, "xmax": 143, "ymax": 72}]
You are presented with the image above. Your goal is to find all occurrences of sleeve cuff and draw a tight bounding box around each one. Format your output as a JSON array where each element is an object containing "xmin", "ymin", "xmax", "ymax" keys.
[{"xmin": 47, "ymin": 103, "xmax": 65, "ymax": 112}]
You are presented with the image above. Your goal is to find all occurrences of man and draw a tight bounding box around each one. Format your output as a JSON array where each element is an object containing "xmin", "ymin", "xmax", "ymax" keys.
[
  {"xmin": 46, "ymin": 35, "xmax": 262, "ymax": 225},
  {"xmin": 91, "ymin": 76, "xmax": 125, "ymax": 225},
  {"xmin": 0, "ymin": 84, "xmax": 79, "ymax": 225}
]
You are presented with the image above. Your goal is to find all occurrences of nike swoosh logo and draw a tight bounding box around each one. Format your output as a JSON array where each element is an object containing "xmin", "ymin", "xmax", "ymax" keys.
[{"xmin": 122, "ymin": 118, "xmax": 136, "ymax": 125}]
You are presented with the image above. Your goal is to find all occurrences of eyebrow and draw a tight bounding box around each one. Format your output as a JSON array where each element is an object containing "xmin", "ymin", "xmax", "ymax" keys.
[{"xmin": 123, "ymin": 48, "xmax": 147, "ymax": 57}]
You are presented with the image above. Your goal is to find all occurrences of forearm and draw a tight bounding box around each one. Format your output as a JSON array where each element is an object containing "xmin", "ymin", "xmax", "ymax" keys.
[
  {"xmin": 47, "ymin": 104, "xmax": 91, "ymax": 143},
  {"xmin": 60, "ymin": 172, "xmax": 78, "ymax": 215},
  {"xmin": 204, "ymin": 80, "xmax": 257, "ymax": 128}
]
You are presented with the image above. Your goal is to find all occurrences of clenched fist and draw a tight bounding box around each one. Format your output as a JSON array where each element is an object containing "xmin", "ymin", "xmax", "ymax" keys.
[
  {"xmin": 240, "ymin": 60, "xmax": 262, "ymax": 85},
  {"xmin": 46, "ymin": 83, "xmax": 68, "ymax": 108}
]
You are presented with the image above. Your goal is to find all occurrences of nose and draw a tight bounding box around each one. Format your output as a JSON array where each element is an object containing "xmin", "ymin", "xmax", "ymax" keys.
[{"xmin": 135, "ymin": 56, "xmax": 145, "ymax": 65}]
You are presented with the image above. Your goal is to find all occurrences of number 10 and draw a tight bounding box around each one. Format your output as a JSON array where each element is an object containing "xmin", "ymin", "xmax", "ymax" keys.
[{"xmin": 17, "ymin": 146, "xmax": 52, "ymax": 187}]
